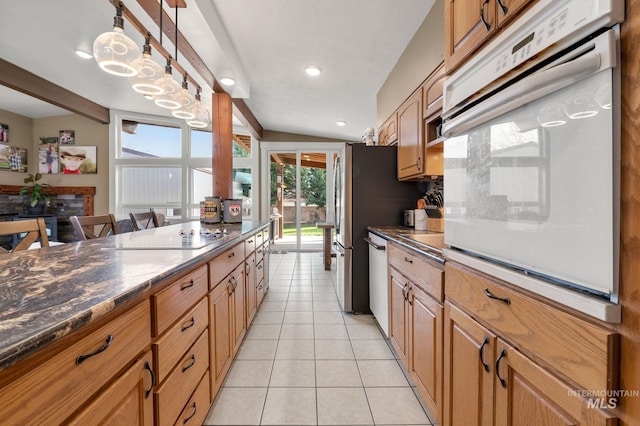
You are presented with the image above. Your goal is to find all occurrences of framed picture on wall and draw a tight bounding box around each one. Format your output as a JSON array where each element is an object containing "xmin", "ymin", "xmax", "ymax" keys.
[
  {"xmin": 0, "ymin": 144, "xmax": 10, "ymax": 170},
  {"xmin": 0, "ymin": 123, "xmax": 8, "ymax": 143},
  {"xmin": 39, "ymin": 137, "xmax": 59, "ymax": 174},
  {"xmin": 59, "ymin": 145, "xmax": 97, "ymax": 174},
  {"xmin": 59, "ymin": 130, "xmax": 75, "ymax": 144},
  {"xmin": 8, "ymin": 146, "xmax": 27, "ymax": 172}
]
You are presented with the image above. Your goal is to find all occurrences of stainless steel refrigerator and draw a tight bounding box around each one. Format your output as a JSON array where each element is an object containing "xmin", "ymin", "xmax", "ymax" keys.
[{"xmin": 333, "ymin": 143, "xmax": 421, "ymax": 313}]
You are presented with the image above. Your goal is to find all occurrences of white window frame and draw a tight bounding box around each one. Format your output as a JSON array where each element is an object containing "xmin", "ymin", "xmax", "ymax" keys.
[{"xmin": 109, "ymin": 110, "xmax": 259, "ymax": 221}]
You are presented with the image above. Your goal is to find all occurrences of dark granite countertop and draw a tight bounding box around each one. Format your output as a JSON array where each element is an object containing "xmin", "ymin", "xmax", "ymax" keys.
[
  {"xmin": 0, "ymin": 220, "xmax": 268, "ymax": 372},
  {"xmin": 367, "ymin": 225, "xmax": 445, "ymax": 265}
]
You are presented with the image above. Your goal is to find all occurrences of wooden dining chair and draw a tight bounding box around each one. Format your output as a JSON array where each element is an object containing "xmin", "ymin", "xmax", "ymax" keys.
[
  {"xmin": 0, "ymin": 218, "xmax": 50, "ymax": 252},
  {"xmin": 129, "ymin": 211, "xmax": 160, "ymax": 231},
  {"xmin": 70, "ymin": 214, "xmax": 120, "ymax": 240}
]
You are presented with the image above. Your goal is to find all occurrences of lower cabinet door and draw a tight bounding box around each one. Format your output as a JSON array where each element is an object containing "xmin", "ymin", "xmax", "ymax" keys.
[
  {"xmin": 494, "ymin": 339, "xmax": 618, "ymax": 426},
  {"xmin": 68, "ymin": 351, "xmax": 154, "ymax": 425},
  {"xmin": 443, "ymin": 302, "xmax": 495, "ymax": 426},
  {"xmin": 409, "ymin": 284, "xmax": 443, "ymax": 423},
  {"xmin": 209, "ymin": 279, "xmax": 232, "ymax": 398},
  {"xmin": 389, "ymin": 268, "xmax": 409, "ymax": 367}
]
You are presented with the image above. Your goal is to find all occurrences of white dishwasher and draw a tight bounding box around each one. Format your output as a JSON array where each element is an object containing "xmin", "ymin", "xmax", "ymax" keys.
[{"xmin": 365, "ymin": 232, "xmax": 389, "ymax": 337}]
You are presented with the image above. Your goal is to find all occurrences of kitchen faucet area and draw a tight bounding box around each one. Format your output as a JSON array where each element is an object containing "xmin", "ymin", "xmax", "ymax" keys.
[{"xmin": 1, "ymin": 0, "xmax": 640, "ymax": 425}]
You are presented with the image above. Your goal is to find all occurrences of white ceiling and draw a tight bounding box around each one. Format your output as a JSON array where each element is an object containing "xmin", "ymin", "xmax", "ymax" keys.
[{"xmin": 0, "ymin": 0, "xmax": 434, "ymax": 141}]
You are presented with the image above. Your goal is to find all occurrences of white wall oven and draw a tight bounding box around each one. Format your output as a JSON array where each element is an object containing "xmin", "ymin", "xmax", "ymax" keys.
[{"xmin": 442, "ymin": 0, "xmax": 624, "ymax": 322}]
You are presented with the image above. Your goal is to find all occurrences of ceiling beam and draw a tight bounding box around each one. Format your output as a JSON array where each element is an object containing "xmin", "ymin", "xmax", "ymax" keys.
[
  {"xmin": 0, "ymin": 59, "xmax": 110, "ymax": 124},
  {"xmin": 233, "ymin": 100, "xmax": 263, "ymax": 140}
]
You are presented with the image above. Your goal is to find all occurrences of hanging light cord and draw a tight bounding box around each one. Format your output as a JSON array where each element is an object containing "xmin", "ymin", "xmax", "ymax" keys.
[
  {"xmin": 159, "ymin": 0, "xmax": 163, "ymax": 45},
  {"xmin": 175, "ymin": 5, "xmax": 179, "ymax": 62}
]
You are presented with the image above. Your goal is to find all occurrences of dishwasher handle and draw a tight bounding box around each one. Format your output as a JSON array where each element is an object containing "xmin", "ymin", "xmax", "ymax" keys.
[{"xmin": 364, "ymin": 237, "xmax": 386, "ymax": 251}]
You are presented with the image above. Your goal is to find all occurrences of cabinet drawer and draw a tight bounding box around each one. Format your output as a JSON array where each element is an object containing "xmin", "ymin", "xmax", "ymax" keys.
[
  {"xmin": 255, "ymin": 229, "xmax": 265, "ymax": 247},
  {"xmin": 155, "ymin": 330, "xmax": 209, "ymax": 426},
  {"xmin": 0, "ymin": 301, "xmax": 150, "ymax": 425},
  {"xmin": 209, "ymin": 242, "xmax": 244, "ymax": 290},
  {"xmin": 255, "ymin": 244, "xmax": 264, "ymax": 264},
  {"xmin": 257, "ymin": 259, "xmax": 265, "ymax": 285},
  {"xmin": 445, "ymin": 262, "xmax": 618, "ymax": 393},
  {"xmin": 389, "ymin": 242, "xmax": 443, "ymax": 301},
  {"xmin": 153, "ymin": 265, "xmax": 208, "ymax": 337},
  {"xmin": 153, "ymin": 297, "xmax": 208, "ymax": 383},
  {"xmin": 175, "ymin": 370, "xmax": 211, "ymax": 426},
  {"xmin": 245, "ymin": 234, "xmax": 257, "ymax": 256}
]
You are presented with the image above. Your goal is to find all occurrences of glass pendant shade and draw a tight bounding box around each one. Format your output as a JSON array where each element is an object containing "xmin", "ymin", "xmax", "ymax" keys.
[
  {"xmin": 172, "ymin": 78, "xmax": 196, "ymax": 119},
  {"xmin": 154, "ymin": 61, "xmax": 182, "ymax": 109},
  {"xmin": 129, "ymin": 39, "xmax": 164, "ymax": 95},
  {"xmin": 93, "ymin": 10, "xmax": 141, "ymax": 77},
  {"xmin": 186, "ymin": 93, "xmax": 210, "ymax": 128}
]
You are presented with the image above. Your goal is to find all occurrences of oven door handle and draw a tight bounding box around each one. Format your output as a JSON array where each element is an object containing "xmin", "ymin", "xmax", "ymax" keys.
[{"xmin": 442, "ymin": 31, "xmax": 616, "ymax": 137}]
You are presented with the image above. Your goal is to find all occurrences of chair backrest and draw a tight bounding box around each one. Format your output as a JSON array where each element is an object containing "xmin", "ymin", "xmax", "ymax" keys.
[
  {"xmin": 129, "ymin": 211, "xmax": 160, "ymax": 231},
  {"xmin": 0, "ymin": 218, "xmax": 50, "ymax": 252},
  {"xmin": 70, "ymin": 214, "xmax": 120, "ymax": 240}
]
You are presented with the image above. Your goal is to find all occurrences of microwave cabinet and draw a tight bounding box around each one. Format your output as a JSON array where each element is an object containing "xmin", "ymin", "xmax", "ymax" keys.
[{"xmin": 443, "ymin": 261, "xmax": 619, "ymax": 425}]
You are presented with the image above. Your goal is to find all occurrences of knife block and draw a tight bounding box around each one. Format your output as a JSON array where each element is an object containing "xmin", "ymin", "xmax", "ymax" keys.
[{"xmin": 427, "ymin": 209, "xmax": 444, "ymax": 232}]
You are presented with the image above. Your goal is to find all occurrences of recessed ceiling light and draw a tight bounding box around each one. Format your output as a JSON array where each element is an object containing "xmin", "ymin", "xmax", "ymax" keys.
[
  {"xmin": 75, "ymin": 49, "xmax": 93, "ymax": 59},
  {"xmin": 305, "ymin": 65, "xmax": 321, "ymax": 77},
  {"xmin": 220, "ymin": 77, "xmax": 236, "ymax": 86},
  {"xmin": 336, "ymin": 121, "xmax": 347, "ymax": 126}
]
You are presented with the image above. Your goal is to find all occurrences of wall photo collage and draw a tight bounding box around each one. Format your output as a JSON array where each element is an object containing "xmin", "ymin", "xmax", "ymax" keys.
[{"xmin": 0, "ymin": 124, "xmax": 97, "ymax": 175}]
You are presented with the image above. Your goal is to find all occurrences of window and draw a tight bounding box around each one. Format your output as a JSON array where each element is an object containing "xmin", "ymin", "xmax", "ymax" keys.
[{"xmin": 110, "ymin": 111, "xmax": 258, "ymax": 222}]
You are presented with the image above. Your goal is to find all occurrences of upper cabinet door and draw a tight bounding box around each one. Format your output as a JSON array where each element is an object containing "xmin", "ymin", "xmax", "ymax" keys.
[
  {"xmin": 397, "ymin": 89, "xmax": 423, "ymax": 179},
  {"xmin": 445, "ymin": 0, "xmax": 498, "ymax": 74},
  {"xmin": 496, "ymin": 0, "xmax": 536, "ymax": 28}
]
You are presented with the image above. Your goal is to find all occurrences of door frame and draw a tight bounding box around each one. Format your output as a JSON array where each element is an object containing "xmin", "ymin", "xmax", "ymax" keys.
[{"xmin": 260, "ymin": 142, "xmax": 344, "ymax": 250}]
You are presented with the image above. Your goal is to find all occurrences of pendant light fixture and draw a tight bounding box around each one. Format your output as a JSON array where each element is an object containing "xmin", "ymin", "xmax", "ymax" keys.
[
  {"xmin": 93, "ymin": 3, "xmax": 142, "ymax": 77},
  {"xmin": 154, "ymin": 58, "xmax": 182, "ymax": 109},
  {"xmin": 171, "ymin": 75, "xmax": 196, "ymax": 119},
  {"xmin": 186, "ymin": 89, "xmax": 210, "ymax": 128},
  {"xmin": 129, "ymin": 34, "xmax": 165, "ymax": 95}
]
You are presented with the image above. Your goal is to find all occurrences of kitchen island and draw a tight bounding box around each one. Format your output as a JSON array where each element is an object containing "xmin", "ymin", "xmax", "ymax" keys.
[{"xmin": 0, "ymin": 220, "xmax": 270, "ymax": 425}]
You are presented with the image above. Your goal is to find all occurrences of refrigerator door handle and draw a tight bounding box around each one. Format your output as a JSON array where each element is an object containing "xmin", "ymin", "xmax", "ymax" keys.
[{"xmin": 334, "ymin": 240, "xmax": 352, "ymax": 252}]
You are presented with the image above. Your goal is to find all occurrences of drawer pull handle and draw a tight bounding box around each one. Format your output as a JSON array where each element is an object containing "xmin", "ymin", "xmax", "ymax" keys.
[
  {"xmin": 181, "ymin": 317, "xmax": 195, "ymax": 332},
  {"xmin": 183, "ymin": 402, "xmax": 197, "ymax": 424},
  {"xmin": 258, "ymin": 264, "xmax": 263, "ymax": 270},
  {"xmin": 258, "ymin": 284, "xmax": 263, "ymax": 290},
  {"xmin": 495, "ymin": 349, "xmax": 507, "ymax": 388},
  {"xmin": 496, "ymin": 0, "xmax": 508, "ymax": 15},
  {"xmin": 181, "ymin": 279, "xmax": 195, "ymax": 291},
  {"xmin": 144, "ymin": 360, "xmax": 155, "ymax": 399},
  {"xmin": 402, "ymin": 283, "xmax": 409, "ymax": 301},
  {"xmin": 182, "ymin": 354, "xmax": 196, "ymax": 373},
  {"xmin": 403, "ymin": 257, "xmax": 413, "ymax": 264},
  {"xmin": 228, "ymin": 252, "xmax": 235, "ymax": 258},
  {"xmin": 76, "ymin": 335, "xmax": 114, "ymax": 365},
  {"xmin": 479, "ymin": 336, "xmax": 490, "ymax": 372},
  {"xmin": 484, "ymin": 288, "xmax": 510, "ymax": 305},
  {"xmin": 480, "ymin": 0, "xmax": 491, "ymax": 31}
]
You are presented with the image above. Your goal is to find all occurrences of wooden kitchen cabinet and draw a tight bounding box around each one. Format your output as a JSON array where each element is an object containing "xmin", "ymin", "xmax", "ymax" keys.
[
  {"xmin": 443, "ymin": 302, "xmax": 496, "ymax": 425},
  {"xmin": 68, "ymin": 351, "xmax": 155, "ymax": 426},
  {"xmin": 496, "ymin": 0, "xmax": 537, "ymax": 28},
  {"xmin": 0, "ymin": 301, "xmax": 151, "ymax": 426},
  {"xmin": 246, "ymin": 252, "xmax": 257, "ymax": 325},
  {"xmin": 208, "ymin": 274, "xmax": 232, "ymax": 398},
  {"xmin": 397, "ymin": 89, "xmax": 423, "ymax": 179},
  {"xmin": 388, "ymin": 242, "xmax": 444, "ymax": 422},
  {"xmin": 445, "ymin": 0, "xmax": 537, "ymax": 74},
  {"xmin": 389, "ymin": 267, "xmax": 410, "ymax": 366},
  {"xmin": 443, "ymin": 261, "xmax": 619, "ymax": 426},
  {"xmin": 378, "ymin": 112, "xmax": 398, "ymax": 146},
  {"xmin": 409, "ymin": 283, "xmax": 443, "ymax": 422}
]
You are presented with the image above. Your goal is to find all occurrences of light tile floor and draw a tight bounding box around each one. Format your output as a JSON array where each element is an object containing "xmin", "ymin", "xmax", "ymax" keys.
[{"xmin": 204, "ymin": 252, "xmax": 437, "ymax": 426}]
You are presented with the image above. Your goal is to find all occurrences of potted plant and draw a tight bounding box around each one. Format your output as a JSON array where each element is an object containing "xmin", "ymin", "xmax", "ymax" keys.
[{"xmin": 19, "ymin": 172, "xmax": 51, "ymax": 214}]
